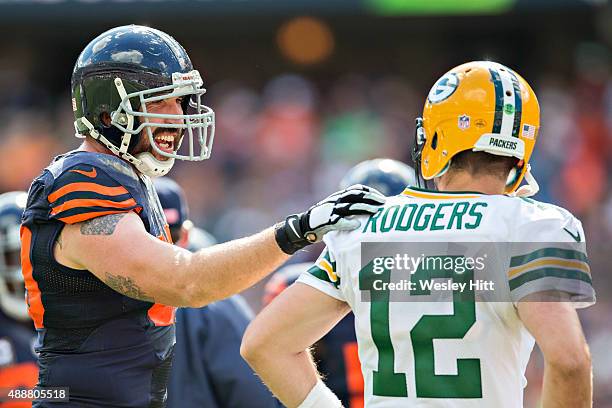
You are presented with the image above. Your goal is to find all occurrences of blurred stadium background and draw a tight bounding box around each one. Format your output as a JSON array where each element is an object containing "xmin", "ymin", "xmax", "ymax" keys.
[{"xmin": 0, "ymin": 0, "xmax": 610, "ymax": 406}]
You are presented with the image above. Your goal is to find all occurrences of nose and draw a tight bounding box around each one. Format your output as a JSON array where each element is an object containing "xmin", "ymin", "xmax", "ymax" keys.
[{"xmin": 159, "ymin": 98, "xmax": 184, "ymax": 125}]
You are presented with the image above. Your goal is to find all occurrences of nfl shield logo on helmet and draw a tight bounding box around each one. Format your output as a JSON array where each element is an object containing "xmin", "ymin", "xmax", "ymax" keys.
[{"xmin": 458, "ymin": 114, "xmax": 470, "ymax": 130}]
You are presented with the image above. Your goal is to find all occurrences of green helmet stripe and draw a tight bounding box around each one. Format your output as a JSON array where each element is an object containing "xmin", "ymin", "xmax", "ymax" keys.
[
  {"xmin": 509, "ymin": 70, "xmax": 523, "ymax": 138},
  {"xmin": 488, "ymin": 68, "xmax": 504, "ymax": 134}
]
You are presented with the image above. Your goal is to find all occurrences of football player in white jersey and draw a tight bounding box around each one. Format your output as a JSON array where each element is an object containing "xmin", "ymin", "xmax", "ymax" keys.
[{"xmin": 241, "ymin": 61, "xmax": 595, "ymax": 408}]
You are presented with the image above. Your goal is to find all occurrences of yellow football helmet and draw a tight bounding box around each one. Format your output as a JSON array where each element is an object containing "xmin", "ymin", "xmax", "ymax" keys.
[{"xmin": 413, "ymin": 61, "xmax": 540, "ymax": 196}]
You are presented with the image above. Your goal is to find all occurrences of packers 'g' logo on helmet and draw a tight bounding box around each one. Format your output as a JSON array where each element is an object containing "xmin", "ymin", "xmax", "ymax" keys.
[
  {"xmin": 414, "ymin": 61, "xmax": 540, "ymax": 196},
  {"xmin": 427, "ymin": 73, "xmax": 459, "ymax": 104}
]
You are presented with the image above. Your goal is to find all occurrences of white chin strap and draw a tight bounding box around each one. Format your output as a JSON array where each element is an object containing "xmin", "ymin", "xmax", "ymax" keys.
[
  {"xmin": 511, "ymin": 164, "xmax": 540, "ymax": 198},
  {"xmin": 134, "ymin": 152, "xmax": 175, "ymax": 177}
]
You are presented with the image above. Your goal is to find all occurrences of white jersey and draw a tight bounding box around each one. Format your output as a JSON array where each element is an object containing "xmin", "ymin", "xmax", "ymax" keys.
[{"xmin": 298, "ymin": 187, "xmax": 595, "ymax": 408}]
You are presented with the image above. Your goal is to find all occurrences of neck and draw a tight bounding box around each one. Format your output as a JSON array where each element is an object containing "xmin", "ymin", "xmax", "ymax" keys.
[
  {"xmin": 79, "ymin": 137, "xmax": 114, "ymax": 155},
  {"xmin": 436, "ymin": 171, "xmax": 506, "ymax": 195}
]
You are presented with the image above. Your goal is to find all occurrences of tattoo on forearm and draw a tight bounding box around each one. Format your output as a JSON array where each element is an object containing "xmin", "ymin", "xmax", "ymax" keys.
[
  {"xmin": 103, "ymin": 272, "xmax": 155, "ymax": 302},
  {"xmin": 80, "ymin": 213, "xmax": 127, "ymax": 235}
]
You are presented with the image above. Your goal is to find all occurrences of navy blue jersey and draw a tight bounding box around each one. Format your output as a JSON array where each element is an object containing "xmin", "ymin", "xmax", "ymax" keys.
[
  {"xmin": 0, "ymin": 311, "xmax": 38, "ymax": 408},
  {"xmin": 264, "ymin": 264, "xmax": 364, "ymax": 408},
  {"xmin": 20, "ymin": 151, "xmax": 176, "ymax": 407},
  {"xmin": 167, "ymin": 296, "xmax": 280, "ymax": 408}
]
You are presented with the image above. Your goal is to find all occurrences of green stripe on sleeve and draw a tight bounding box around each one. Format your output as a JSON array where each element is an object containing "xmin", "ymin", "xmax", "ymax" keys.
[
  {"xmin": 509, "ymin": 267, "xmax": 592, "ymax": 291},
  {"xmin": 307, "ymin": 264, "xmax": 341, "ymax": 288},
  {"xmin": 307, "ymin": 264, "xmax": 332, "ymax": 283},
  {"xmin": 322, "ymin": 249, "xmax": 337, "ymax": 271},
  {"xmin": 510, "ymin": 247, "xmax": 588, "ymax": 267}
]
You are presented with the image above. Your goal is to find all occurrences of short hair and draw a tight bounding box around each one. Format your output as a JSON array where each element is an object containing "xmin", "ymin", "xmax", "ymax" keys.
[{"xmin": 448, "ymin": 150, "xmax": 518, "ymax": 180}]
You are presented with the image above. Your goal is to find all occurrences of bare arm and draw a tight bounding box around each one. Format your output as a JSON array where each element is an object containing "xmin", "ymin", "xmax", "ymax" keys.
[
  {"xmin": 240, "ymin": 282, "xmax": 349, "ymax": 407},
  {"xmin": 57, "ymin": 211, "xmax": 289, "ymax": 307},
  {"xmin": 517, "ymin": 300, "xmax": 592, "ymax": 408}
]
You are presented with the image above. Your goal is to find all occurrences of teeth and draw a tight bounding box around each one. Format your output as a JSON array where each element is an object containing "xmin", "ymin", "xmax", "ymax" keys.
[{"xmin": 155, "ymin": 135, "xmax": 174, "ymax": 142}]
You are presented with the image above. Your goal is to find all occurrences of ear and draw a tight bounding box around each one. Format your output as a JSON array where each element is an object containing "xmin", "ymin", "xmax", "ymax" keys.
[{"xmin": 100, "ymin": 112, "xmax": 112, "ymax": 127}]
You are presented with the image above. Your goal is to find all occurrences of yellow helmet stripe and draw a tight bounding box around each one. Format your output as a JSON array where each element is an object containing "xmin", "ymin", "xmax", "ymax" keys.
[{"xmin": 488, "ymin": 64, "xmax": 520, "ymax": 139}]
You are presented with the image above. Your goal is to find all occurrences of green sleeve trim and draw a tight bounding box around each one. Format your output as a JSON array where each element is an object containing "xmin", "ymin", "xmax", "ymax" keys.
[
  {"xmin": 307, "ymin": 264, "xmax": 340, "ymax": 288},
  {"xmin": 510, "ymin": 247, "xmax": 587, "ymax": 267},
  {"xmin": 509, "ymin": 267, "xmax": 592, "ymax": 291}
]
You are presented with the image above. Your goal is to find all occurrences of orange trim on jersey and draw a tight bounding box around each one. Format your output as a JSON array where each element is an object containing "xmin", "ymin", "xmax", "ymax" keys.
[
  {"xmin": 57, "ymin": 209, "xmax": 130, "ymax": 224},
  {"xmin": 161, "ymin": 224, "xmax": 173, "ymax": 244},
  {"xmin": 51, "ymin": 197, "xmax": 138, "ymax": 215},
  {"xmin": 19, "ymin": 226, "xmax": 44, "ymax": 329},
  {"xmin": 48, "ymin": 182, "xmax": 129, "ymax": 202},
  {"xmin": 343, "ymin": 341, "xmax": 364, "ymax": 408},
  {"xmin": 148, "ymin": 303, "xmax": 176, "ymax": 326},
  {"xmin": 401, "ymin": 188, "xmax": 480, "ymax": 200}
]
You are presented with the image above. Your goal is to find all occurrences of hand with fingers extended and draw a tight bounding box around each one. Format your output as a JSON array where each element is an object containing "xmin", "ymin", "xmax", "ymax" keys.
[{"xmin": 274, "ymin": 184, "xmax": 386, "ymax": 255}]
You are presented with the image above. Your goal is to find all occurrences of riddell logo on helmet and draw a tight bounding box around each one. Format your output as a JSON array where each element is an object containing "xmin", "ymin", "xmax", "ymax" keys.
[{"xmin": 489, "ymin": 137, "xmax": 517, "ymax": 150}]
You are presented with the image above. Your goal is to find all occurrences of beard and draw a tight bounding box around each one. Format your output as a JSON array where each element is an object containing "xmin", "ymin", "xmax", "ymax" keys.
[{"xmin": 130, "ymin": 127, "xmax": 183, "ymax": 161}]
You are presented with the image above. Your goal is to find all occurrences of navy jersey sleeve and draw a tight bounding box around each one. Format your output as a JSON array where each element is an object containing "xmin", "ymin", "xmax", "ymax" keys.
[{"xmin": 47, "ymin": 164, "xmax": 141, "ymax": 224}]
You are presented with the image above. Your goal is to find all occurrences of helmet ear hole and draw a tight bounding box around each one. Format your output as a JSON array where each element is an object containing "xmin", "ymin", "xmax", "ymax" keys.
[
  {"xmin": 99, "ymin": 112, "xmax": 112, "ymax": 128},
  {"xmin": 431, "ymin": 133, "xmax": 438, "ymax": 150}
]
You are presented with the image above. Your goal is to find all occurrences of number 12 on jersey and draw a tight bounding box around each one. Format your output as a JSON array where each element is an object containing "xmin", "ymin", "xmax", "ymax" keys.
[{"xmin": 359, "ymin": 256, "xmax": 483, "ymax": 398}]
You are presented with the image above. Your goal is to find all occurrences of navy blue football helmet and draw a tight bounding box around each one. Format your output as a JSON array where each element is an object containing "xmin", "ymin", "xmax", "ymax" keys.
[
  {"xmin": 0, "ymin": 191, "xmax": 28, "ymax": 321},
  {"xmin": 72, "ymin": 25, "xmax": 215, "ymax": 177},
  {"xmin": 339, "ymin": 158, "xmax": 416, "ymax": 196}
]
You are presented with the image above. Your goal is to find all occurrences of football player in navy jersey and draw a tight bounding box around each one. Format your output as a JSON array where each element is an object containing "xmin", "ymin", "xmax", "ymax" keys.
[
  {"xmin": 0, "ymin": 192, "xmax": 38, "ymax": 408},
  {"xmin": 262, "ymin": 159, "xmax": 416, "ymax": 408},
  {"xmin": 154, "ymin": 177, "xmax": 279, "ymax": 408},
  {"xmin": 20, "ymin": 25, "xmax": 385, "ymax": 407}
]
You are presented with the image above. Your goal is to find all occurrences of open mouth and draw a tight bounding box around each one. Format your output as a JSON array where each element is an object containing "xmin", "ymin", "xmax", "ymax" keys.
[{"xmin": 154, "ymin": 134, "xmax": 175, "ymax": 154}]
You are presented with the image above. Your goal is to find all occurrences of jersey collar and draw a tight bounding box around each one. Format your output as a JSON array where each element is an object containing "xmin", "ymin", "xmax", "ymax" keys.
[{"xmin": 401, "ymin": 186, "xmax": 484, "ymax": 199}]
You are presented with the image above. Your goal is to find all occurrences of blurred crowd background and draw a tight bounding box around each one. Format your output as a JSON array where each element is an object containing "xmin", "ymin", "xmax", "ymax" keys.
[{"xmin": 0, "ymin": 0, "xmax": 610, "ymax": 406}]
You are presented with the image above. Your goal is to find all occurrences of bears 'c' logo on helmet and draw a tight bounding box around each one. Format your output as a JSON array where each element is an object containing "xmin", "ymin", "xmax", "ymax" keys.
[{"xmin": 427, "ymin": 73, "xmax": 459, "ymax": 104}]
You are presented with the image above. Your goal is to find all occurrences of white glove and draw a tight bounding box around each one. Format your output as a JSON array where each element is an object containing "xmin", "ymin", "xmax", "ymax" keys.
[{"xmin": 275, "ymin": 184, "xmax": 386, "ymax": 254}]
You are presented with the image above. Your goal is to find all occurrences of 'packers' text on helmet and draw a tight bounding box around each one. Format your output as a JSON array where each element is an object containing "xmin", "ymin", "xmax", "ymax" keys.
[
  {"xmin": 72, "ymin": 25, "xmax": 215, "ymax": 177},
  {"xmin": 413, "ymin": 61, "xmax": 540, "ymax": 196}
]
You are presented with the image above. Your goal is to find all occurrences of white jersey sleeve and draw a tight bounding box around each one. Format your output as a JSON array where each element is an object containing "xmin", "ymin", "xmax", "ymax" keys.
[
  {"xmin": 509, "ymin": 198, "xmax": 595, "ymax": 307},
  {"xmin": 297, "ymin": 245, "xmax": 347, "ymax": 302}
]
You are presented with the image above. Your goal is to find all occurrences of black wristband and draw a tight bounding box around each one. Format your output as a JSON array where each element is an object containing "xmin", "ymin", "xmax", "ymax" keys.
[{"xmin": 274, "ymin": 215, "xmax": 310, "ymax": 255}]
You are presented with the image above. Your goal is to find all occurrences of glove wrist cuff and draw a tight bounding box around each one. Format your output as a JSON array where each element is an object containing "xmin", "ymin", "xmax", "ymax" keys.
[{"xmin": 274, "ymin": 215, "xmax": 310, "ymax": 255}]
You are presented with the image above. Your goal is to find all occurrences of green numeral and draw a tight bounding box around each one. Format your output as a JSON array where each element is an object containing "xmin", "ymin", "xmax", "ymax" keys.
[
  {"xmin": 359, "ymin": 256, "xmax": 482, "ymax": 399},
  {"xmin": 359, "ymin": 260, "xmax": 408, "ymax": 397}
]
